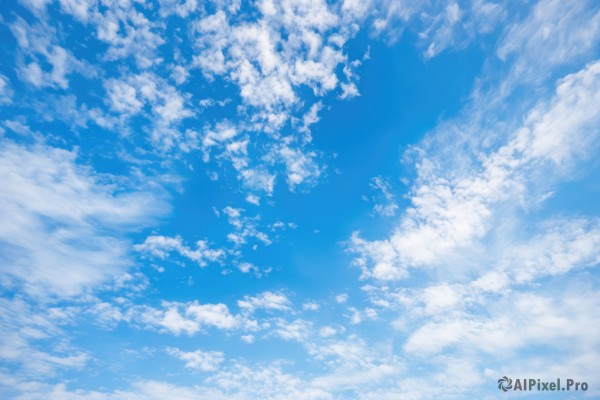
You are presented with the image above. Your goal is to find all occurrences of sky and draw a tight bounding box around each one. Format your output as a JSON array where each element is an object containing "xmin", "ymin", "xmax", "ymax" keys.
[{"xmin": 1, "ymin": 0, "xmax": 600, "ymax": 398}]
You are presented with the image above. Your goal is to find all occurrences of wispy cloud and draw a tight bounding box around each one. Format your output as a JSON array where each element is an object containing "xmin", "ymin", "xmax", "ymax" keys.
[
  {"xmin": 0, "ymin": 140, "xmax": 168, "ymax": 299},
  {"xmin": 167, "ymin": 347, "xmax": 225, "ymax": 372},
  {"xmin": 350, "ymin": 59, "xmax": 600, "ymax": 280},
  {"xmin": 135, "ymin": 235, "xmax": 225, "ymax": 267}
]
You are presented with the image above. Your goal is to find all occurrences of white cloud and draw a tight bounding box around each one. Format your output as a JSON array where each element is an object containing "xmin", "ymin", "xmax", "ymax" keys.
[
  {"xmin": 404, "ymin": 287, "xmax": 600, "ymax": 356},
  {"xmin": 501, "ymin": 218, "xmax": 600, "ymax": 283},
  {"xmin": 206, "ymin": 362, "xmax": 333, "ymax": 399},
  {"xmin": 58, "ymin": 0, "xmax": 96, "ymax": 22},
  {"xmin": 272, "ymin": 143, "xmax": 322, "ymax": 190},
  {"xmin": 135, "ymin": 235, "xmax": 225, "ymax": 267},
  {"xmin": 245, "ymin": 194, "xmax": 260, "ymax": 205},
  {"xmin": 319, "ymin": 326, "xmax": 337, "ymax": 338},
  {"xmin": 29, "ymin": 94, "xmax": 94, "ymax": 130},
  {"xmin": 5, "ymin": 2, "xmax": 600, "ymax": 399},
  {"xmin": 186, "ymin": 303, "xmax": 239, "ymax": 330},
  {"xmin": 347, "ymin": 307, "xmax": 362, "ymax": 324},
  {"xmin": 157, "ymin": 307, "xmax": 201, "ymax": 336},
  {"xmin": 366, "ymin": 216, "xmax": 600, "ymax": 318},
  {"xmin": 104, "ymin": 73, "xmax": 194, "ymax": 150},
  {"xmin": 334, "ymin": 294, "xmax": 348, "ymax": 304},
  {"xmin": 21, "ymin": 62, "xmax": 44, "ymax": 87},
  {"xmin": 93, "ymin": 1, "xmax": 165, "ymax": 68},
  {"xmin": 420, "ymin": 284, "xmax": 462, "ymax": 315},
  {"xmin": 0, "ymin": 140, "xmax": 167, "ymax": 298},
  {"xmin": 370, "ymin": 0, "xmax": 505, "ymax": 56},
  {"xmin": 367, "ymin": 176, "xmax": 398, "ymax": 217},
  {"xmin": 167, "ymin": 348, "xmax": 225, "ymax": 371},
  {"xmin": 222, "ymin": 206, "xmax": 272, "ymax": 246},
  {"xmin": 171, "ymin": 65, "xmax": 190, "ymax": 85},
  {"xmin": 235, "ymin": 261, "xmax": 271, "ymax": 277},
  {"xmin": 303, "ymin": 302, "xmax": 320, "ymax": 311},
  {"xmin": 0, "ymin": 298, "xmax": 87, "ymax": 377},
  {"xmin": 0, "ymin": 74, "xmax": 14, "ymax": 105},
  {"xmin": 19, "ymin": 0, "xmax": 53, "ymax": 14},
  {"xmin": 422, "ymin": 2, "xmax": 463, "ymax": 59},
  {"xmin": 192, "ymin": 0, "xmax": 346, "ymax": 118},
  {"xmin": 11, "ymin": 17, "xmax": 86, "ymax": 89},
  {"xmin": 273, "ymin": 319, "xmax": 311, "ymax": 342},
  {"xmin": 497, "ymin": 0, "xmax": 600, "ymax": 93},
  {"xmin": 299, "ymin": 101, "xmax": 322, "ymax": 136},
  {"xmin": 6, "ymin": 0, "xmax": 511, "ymax": 202},
  {"xmin": 3, "ymin": 119, "xmax": 36, "ymax": 137},
  {"xmin": 236, "ymin": 262, "xmax": 255, "ymax": 274},
  {"xmin": 106, "ymin": 79, "xmax": 144, "ymax": 114},
  {"xmin": 307, "ymin": 336, "xmax": 405, "ymax": 391},
  {"xmin": 238, "ymin": 167, "xmax": 276, "ymax": 194},
  {"xmin": 347, "ymin": 233, "xmax": 404, "ymax": 281},
  {"xmin": 339, "ymin": 82, "xmax": 360, "ymax": 99},
  {"xmin": 129, "ymin": 301, "xmax": 240, "ymax": 336},
  {"xmin": 240, "ymin": 334, "xmax": 255, "ymax": 344},
  {"xmin": 137, "ymin": 208, "xmax": 282, "ymax": 278},
  {"xmin": 187, "ymin": 0, "xmax": 362, "ymax": 192},
  {"xmin": 237, "ymin": 291, "xmax": 291, "ymax": 313},
  {"xmin": 334, "ymin": 7, "xmax": 600, "ymax": 395},
  {"xmin": 201, "ymin": 121, "xmax": 240, "ymax": 160},
  {"xmin": 159, "ymin": 0, "xmax": 200, "ymax": 18},
  {"xmin": 349, "ymin": 60, "xmax": 600, "ymax": 280}
]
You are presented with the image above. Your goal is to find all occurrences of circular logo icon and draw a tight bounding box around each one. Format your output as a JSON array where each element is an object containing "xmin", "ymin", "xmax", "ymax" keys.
[{"xmin": 498, "ymin": 376, "xmax": 513, "ymax": 392}]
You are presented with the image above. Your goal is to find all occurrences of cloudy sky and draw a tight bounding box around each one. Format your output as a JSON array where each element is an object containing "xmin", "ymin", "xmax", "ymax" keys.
[{"xmin": 1, "ymin": 0, "xmax": 600, "ymax": 398}]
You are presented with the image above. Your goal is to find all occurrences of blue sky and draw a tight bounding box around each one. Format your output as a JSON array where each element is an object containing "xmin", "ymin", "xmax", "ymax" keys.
[{"xmin": 1, "ymin": 0, "xmax": 600, "ymax": 398}]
